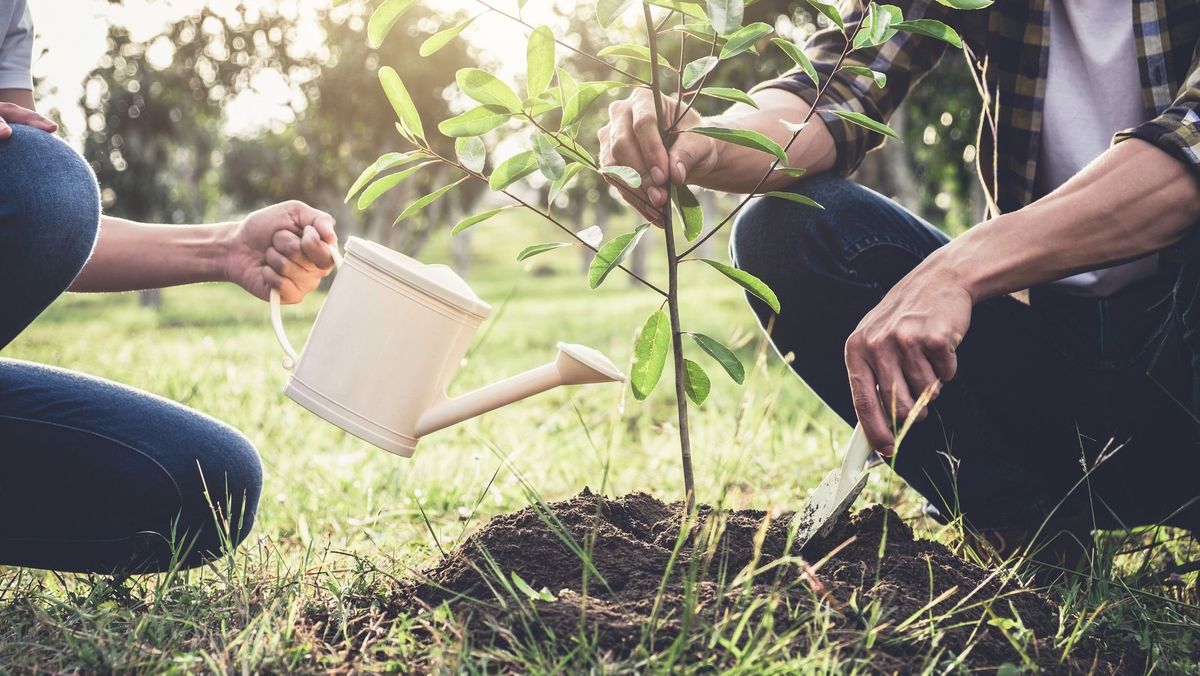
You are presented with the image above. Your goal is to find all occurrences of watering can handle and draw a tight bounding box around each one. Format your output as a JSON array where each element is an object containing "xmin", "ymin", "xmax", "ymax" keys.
[{"xmin": 268, "ymin": 242, "xmax": 343, "ymax": 370}]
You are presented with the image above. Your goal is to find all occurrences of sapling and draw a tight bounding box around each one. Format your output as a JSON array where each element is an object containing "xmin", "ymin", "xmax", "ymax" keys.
[{"xmin": 351, "ymin": 0, "xmax": 979, "ymax": 511}]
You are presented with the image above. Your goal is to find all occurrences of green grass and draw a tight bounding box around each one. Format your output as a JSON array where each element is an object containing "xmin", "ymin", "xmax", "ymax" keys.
[{"xmin": 2, "ymin": 217, "xmax": 1200, "ymax": 672}]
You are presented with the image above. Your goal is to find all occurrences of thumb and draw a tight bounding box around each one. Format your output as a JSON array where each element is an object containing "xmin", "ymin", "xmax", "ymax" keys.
[{"xmin": 667, "ymin": 134, "xmax": 713, "ymax": 185}]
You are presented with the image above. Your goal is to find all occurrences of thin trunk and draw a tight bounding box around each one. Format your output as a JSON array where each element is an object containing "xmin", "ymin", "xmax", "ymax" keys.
[{"xmin": 643, "ymin": 2, "xmax": 695, "ymax": 512}]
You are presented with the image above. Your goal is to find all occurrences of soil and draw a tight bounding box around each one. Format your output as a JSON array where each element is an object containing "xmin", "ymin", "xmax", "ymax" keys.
[{"xmin": 394, "ymin": 490, "xmax": 1138, "ymax": 673}]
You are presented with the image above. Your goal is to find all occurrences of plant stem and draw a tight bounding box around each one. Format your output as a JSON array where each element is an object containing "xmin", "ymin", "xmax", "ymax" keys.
[{"xmin": 643, "ymin": 2, "xmax": 695, "ymax": 513}]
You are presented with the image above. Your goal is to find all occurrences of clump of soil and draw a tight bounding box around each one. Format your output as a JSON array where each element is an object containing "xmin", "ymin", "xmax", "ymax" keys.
[{"xmin": 397, "ymin": 490, "xmax": 1136, "ymax": 672}]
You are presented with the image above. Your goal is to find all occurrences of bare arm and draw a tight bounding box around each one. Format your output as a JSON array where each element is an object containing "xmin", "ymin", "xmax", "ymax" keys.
[
  {"xmin": 846, "ymin": 139, "xmax": 1200, "ymax": 453},
  {"xmin": 72, "ymin": 202, "xmax": 340, "ymax": 304}
]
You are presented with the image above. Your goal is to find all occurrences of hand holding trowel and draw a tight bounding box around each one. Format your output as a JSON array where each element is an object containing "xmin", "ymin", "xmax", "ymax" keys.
[{"xmin": 794, "ymin": 423, "xmax": 875, "ymax": 546}]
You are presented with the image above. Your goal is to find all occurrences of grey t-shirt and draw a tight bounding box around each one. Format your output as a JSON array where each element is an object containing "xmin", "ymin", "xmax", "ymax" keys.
[
  {"xmin": 1040, "ymin": 0, "xmax": 1157, "ymax": 297},
  {"xmin": 0, "ymin": 0, "xmax": 32, "ymax": 90}
]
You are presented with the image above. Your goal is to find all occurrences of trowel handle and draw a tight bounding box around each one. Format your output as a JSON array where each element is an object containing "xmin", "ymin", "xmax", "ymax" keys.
[
  {"xmin": 269, "ymin": 242, "xmax": 343, "ymax": 370},
  {"xmin": 834, "ymin": 423, "xmax": 874, "ymax": 501}
]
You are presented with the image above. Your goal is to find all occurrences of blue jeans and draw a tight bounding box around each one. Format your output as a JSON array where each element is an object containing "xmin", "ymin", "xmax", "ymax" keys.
[
  {"xmin": 0, "ymin": 125, "xmax": 262, "ymax": 573},
  {"xmin": 732, "ymin": 175, "xmax": 1200, "ymax": 532}
]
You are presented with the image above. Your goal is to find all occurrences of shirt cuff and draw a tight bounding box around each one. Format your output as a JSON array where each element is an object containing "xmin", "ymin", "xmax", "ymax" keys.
[
  {"xmin": 0, "ymin": 69, "xmax": 33, "ymax": 90},
  {"xmin": 1113, "ymin": 106, "xmax": 1200, "ymax": 178},
  {"xmin": 749, "ymin": 75, "xmax": 865, "ymax": 176}
]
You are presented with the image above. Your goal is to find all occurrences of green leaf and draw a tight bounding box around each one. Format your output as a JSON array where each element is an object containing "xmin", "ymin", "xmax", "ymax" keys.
[
  {"xmin": 489, "ymin": 150, "xmax": 539, "ymax": 191},
  {"xmin": 707, "ymin": 0, "xmax": 744, "ymax": 35},
  {"xmin": 687, "ymin": 126, "xmax": 787, "ymax": 162},
  {"xmin": 935, "ymin": 0, "xmax": 992, "ymax": 8},
  {"xmin": 556, "ymin": 139, "xmax": 597, "ymax": 166},
  {"xmin": 598, "ymin": 43, "xmax": 671, "ymax": 68},
  {"xmin": 588, "ymin": 224, "xmax": 648, "ymax": 288},
  {"xmin": 698, "ymin": 86, "xmax": 758, "ymax": 108},
  {"xmin": 451, "ymin": 207, "xmax": 510, "ymax": 235},
  {"xmin": 510, "ymin": 571, "xmax": 555, "ymax": 602},
  {"xmin": 841, "ymin": 65, "xmax": 887, "ymax": 88},
  {"xmin": 367, "ymin": 0, "xmax": 415, "ymax": 48},
  {"xmin": 419, "ymin": 17, "xmax": 474, "ymax": 56},
  {"xmin": 683, "ymin": 359, "xmax": 711, "ymax": 405},
  {"xmin": 599, "ymin": 165, "xmax": 642, "ymax": 188},
  {"xmin": 344, "ymin": 151, "xmax": 425, "ymax": 203},
  {"xmin": 526, "ymin": 26, "xmax": 556, "ymax": 98},
  {"xmin": 763, "ymin": 191, "xmax": 823, "ymax": 209},
  {"xmin": 379, "ymin": 67, "xmax": 425, "ymax": 141},
  {"xmin": 395, "ymin": 178, "xmax": 463, "ymax": 223},
  {"xmin": 854, "ymin": 3, "xmax": 902, "ymax": 49},
  {"xmin": 438, "ymin": 105, "xmax": 512, "ymax": 137},
  {"xmin": 828, "ymin": 109, "xmax": 901, "ymax": 140},
  {"xmin": 532, "ymin": 133, "xmax": 567, "ymax": 181},
  {"xmin": 648, "ymin": 0, "xmax": 709, "ymax": 22},
  {"xmin": 356, "ymin": 160, "xmax": 434, "ymax": 210},
  {"xmin": 563, "ymin": 81, "xmax": 623, "ymax": 127},
  {"xmin": 596, "ymin": 0, "xmax": 635, "ymax": 27},
  {"xmin": 548, "ymin": 162, "xmax": 584, "ymax": 204},
  {"xmin": 719, "ymin": 22, "xmax": 772, "ymax": 59},
  {"xmin": 701, "ymin": 259, "xmax": 780, "ymax": 312},
  {"xmin": 776, "ymin": 166, "xmax": 806, "ymax": 178},
  {"xmin": 673, "ymin": 185, "xmax": 703, "ymax": 241},
  {"xmin": 454, "ymin": 137, "xmax": 486, "ymax": 174},
  {"xmin": 631, "ymin": 310, "xmax": 671, "ymax": 400},
  {"xmin": 893, "ymin": 19, "xmax": 963, "ymax": 48},
  {"xmin": 807, "ymin": 0, "xmax": 844, "ymax": 30},
  {"xmin": 771, "ymin": 38, "xmax": 819, "ymax": 88},
  {"xmin": 457, "ymin": 68, "xmax": 523, "ymax": 113},
  {"xmin": 682, "ymin": 56, "xmax": 718, "ymax": 90},
  {"xmin": 517, "ymin": 242, "xmax": 572, "ymax": 261},
  {"xmin": 688, "ymin": 333, "xmax": 745, "ymax": 384}
]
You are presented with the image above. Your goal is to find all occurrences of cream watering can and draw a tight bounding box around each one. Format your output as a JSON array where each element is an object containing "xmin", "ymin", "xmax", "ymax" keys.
[{"xmin": 269, "ymin": 236, "xmax": 625, "ymax": 457}]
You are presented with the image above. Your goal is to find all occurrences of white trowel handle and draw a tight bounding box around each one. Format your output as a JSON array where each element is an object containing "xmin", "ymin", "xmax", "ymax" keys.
[
  {"xmin": 834, "ymin": 423, "xmax": 874, "ymax": 501},
  {"xmin": 269, "ymin": 242, "xmax": 343, "ymax": 370}
]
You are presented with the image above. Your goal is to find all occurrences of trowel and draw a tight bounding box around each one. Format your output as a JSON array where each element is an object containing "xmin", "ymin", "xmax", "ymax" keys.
[{"xmin": 793, "ymin": 423, "xmax": 875, "ymax": 545}]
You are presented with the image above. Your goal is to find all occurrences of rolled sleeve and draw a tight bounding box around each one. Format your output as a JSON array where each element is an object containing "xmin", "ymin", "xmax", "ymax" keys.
[
  {"xmin": 750, "ymin": 0, "xmax": 955, "ymax": 175},
  {"xmin": 0, "ymin": 1, "xmax": 33, "ymax": 91},
  {"xmin": 1114, "ymin": 64, "xmax": 1200, "ymax": 177}
]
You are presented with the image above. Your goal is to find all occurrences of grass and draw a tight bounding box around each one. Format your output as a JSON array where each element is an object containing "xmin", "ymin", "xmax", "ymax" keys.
[{"xmin": 2, "ymin": 214, "xmax": 1200, "ymax": 672}]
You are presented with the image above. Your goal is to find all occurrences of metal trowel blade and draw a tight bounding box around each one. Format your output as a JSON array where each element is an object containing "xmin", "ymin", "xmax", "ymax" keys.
[{"xmin": 793, "ymin": 423, "xmax": 874, "ymax": 546}]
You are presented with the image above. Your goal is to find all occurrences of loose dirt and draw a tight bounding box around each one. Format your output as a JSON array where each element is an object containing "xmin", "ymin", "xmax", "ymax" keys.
[{"xmin": 396, "ymin": 489, "xmax": 1137, "ymax": 672}]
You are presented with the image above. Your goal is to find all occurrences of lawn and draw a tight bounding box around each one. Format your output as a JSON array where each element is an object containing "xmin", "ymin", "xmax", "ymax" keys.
[{"xmin": 2, "ymin": 215, "xmax": 1199, "ymax": 672}]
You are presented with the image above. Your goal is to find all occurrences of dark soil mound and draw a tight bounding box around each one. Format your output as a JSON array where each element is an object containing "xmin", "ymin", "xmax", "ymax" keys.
[{"xmin": 397, "ymin": 490, "xmax": 1137, "ymax": 672}]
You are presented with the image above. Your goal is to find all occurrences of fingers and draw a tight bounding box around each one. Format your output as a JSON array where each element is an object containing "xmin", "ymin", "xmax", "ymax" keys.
[
  {"xmin": 629, "ymin": 94, "xmax": 670, "ymax": 205},
  {"xmin": 0, "ymin": 115, "xmax": 9, "ymax": 140},
  {"xmin": 897, "ymin": 340, "xmax": 942, "ymax": 422},
  {"xmin": 299, "ymin": 225, "xmax": 335, "ymax": 270},
  {"xmin": 261, "ymin": 267, "xmax": 304, "ymax": 305},
  {"xmin": 0, "ymin": 103, "xmax": 57, "ymax": 132},
  {"xmin": 668, "ymin": 134, "xmax": 716, "ymax": 185},
  {"xmin": 265, "ymin": 247, "xmax": 322, "ymax": 300},
  {"xmin": 845, "ymin": 339, "xmax": 895, "ymax": 455}
]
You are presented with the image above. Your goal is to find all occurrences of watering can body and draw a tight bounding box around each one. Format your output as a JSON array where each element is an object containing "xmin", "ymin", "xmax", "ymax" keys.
[{"xmin": 270, "ymin": 237, "xmax": 623, "ymax": 457}]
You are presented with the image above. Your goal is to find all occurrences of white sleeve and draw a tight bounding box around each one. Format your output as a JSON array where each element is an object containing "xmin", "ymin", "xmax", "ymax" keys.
[{"xmin": 0, "ymin": 0, "xmax": 32, "ymax": 90}]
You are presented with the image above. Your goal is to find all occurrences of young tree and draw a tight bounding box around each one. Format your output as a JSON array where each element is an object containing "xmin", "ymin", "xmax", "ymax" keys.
[{"xmin": 351, "ymin": 0, "xmax": 978, "ymax": 511}]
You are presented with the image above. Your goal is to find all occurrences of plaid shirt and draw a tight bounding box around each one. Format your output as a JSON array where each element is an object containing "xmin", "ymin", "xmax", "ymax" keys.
[{"xmin": 754, "ymin": 0, "xmax": 1200, "ymax": 216}]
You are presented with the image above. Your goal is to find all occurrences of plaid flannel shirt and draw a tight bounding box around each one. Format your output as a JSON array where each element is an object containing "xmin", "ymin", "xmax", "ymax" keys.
[{"xmin": 753, "ymin": 0, "xmax": 1200, "ymax": 216}]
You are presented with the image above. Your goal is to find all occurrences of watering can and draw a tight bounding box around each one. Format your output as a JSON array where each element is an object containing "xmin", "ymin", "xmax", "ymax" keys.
[{"xmin": 268, "ymin": 236, "xmax": 625, "ymax": 457}]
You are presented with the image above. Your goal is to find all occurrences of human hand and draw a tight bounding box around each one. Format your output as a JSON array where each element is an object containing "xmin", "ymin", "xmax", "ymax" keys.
[
  {"xmin": 0, "ymin": 102, "xmax": 58, "ymax": 138},
  {"xmin": 598, "ymin": 87, "xmax": 721, "ymax": 224},
  {"xmin": 223, "ymin": 201, "xmax": 338, "ymax": 303},
  {"xmin": 844, "ymin": 265, "xmax": 973, "ymax": 455}
]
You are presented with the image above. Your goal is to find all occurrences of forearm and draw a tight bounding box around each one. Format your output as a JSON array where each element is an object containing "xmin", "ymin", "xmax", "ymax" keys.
[
  {"xmin": 692, "ymin": 89, "xmax": 838, "ymax": 193},
  {"xmin": 921, "ymin": 139, "xmax": 1200, "ymax": 301},
  {"xmin": 69, "ymin": 216, "xmax": 236, "ymax": 292}
]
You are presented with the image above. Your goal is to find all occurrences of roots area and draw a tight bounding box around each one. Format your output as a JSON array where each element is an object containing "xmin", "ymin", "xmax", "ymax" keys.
[{"xmin": 396, "ymin": 490, "xmax": 1135, "ymax": 672}]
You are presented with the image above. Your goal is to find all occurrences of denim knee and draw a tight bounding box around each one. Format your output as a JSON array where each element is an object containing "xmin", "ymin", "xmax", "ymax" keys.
[
  {"xmin": 173, "ymin": 423, "xmax": 264, "ymax": 565},
  {"xmin": 0, "ymin": 125, "xmax": 101, "ymax": 275}
]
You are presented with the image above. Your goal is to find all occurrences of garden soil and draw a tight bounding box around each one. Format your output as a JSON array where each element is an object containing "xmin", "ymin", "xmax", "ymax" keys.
[{"xmin": 393, "ymin": 490, "xmax": 1137, "ymax": 673}]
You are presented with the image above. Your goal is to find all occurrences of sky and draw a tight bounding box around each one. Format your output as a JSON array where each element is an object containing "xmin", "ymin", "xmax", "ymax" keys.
[{"xmin": 29, "ymin": 0, "xmax": 591, "ymax": 146}]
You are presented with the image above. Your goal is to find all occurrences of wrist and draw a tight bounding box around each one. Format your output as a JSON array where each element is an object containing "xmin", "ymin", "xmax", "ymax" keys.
[
  {"xmin": 917, "ymin": 242, "xmax": 986, "ymax": 304},
  {"xmin": 209, "ymin": 221, "xmax": 239, "ymax": 283}
]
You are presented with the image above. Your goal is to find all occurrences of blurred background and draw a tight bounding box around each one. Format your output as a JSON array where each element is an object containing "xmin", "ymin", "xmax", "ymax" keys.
[{"xmin": 33, "ymin": 0, "xmax": 983, "ymax": 310}]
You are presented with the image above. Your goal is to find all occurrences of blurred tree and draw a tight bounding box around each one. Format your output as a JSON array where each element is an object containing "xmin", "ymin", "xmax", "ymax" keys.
[{"xmin": 220, "ymin": 4, "xmax": 484, "ymax": 259}]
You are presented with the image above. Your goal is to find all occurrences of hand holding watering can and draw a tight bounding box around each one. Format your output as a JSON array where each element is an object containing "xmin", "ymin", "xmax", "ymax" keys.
[{"xmin": 269, "ymin": 237, "xmax": 625, "ymax": 456}]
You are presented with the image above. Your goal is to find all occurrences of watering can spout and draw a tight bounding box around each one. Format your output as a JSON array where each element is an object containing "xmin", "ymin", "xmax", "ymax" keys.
[{"xmin": 415, "ymin": 343, "xmax": 625, "ymax": 437}]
